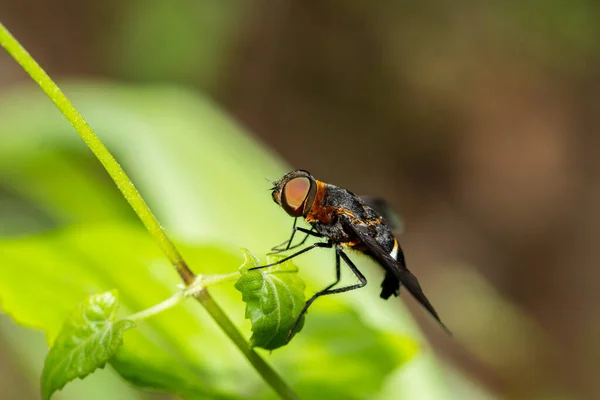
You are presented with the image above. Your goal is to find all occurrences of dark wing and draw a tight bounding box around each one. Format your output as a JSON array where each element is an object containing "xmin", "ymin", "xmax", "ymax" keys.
[
  {"xmin": 359, "ymin": 196, "xmax": 404, "ymax": 233},
  {"xmin": 359, "ymin": 196, "xmax": 404, "ymax": 299},
  {"xmin": 342, "ymin": 218, "xmax": 451, "ymax": 335}
]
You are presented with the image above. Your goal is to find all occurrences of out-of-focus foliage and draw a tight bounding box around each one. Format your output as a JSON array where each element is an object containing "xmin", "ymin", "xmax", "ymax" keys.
[
  {"xmin": 107, "ymin": 0, "xmax": 247, "ymax": 89},
  {"xmin": 0, "ymin": 85, "xmax": 439, "ymax": 399}
]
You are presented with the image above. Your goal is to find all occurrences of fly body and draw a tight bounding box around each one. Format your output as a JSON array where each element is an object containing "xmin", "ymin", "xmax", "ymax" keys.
[{"xmin": 258, "ymin": 169, "xmax": 450, "ymax": 338}]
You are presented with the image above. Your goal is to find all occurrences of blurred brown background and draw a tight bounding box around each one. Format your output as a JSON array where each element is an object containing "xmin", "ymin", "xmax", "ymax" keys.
[{"xmin": 1, "ymin": 1, "xmax": 599, "ymax": 399}]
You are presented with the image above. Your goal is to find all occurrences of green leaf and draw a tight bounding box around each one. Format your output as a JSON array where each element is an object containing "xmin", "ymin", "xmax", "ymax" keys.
[
  {"xmin": 0, "ymin": 84, "xmax": 457, "ymax": 399},
  {"xmin": 0, "ymin": 225, "xmax": 247, "ymax": 399},
  {"xmin": 235, "ymin": 249, "xmax": 306, "ymax": 350},
  {"xmin": 41, "ymin": 290, "xmax": 135, "ymax": 400},
  {"xmin": 0, "ymin": 224, "xmax": 421, "ymax": 399}
]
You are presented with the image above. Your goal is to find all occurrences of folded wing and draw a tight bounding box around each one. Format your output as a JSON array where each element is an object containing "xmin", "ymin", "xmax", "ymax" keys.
[{"xmin": 342, "ymin": 218, "xmax": 451, "ymax": 335}]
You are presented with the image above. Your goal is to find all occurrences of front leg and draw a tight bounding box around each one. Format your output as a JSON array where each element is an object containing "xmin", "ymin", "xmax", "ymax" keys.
[
  {"xmin": 267, "ymin": 228, "xmax": 324, "ymax": 255},
  {"xmin": 250, "ymin": 240, "xmax": 333, "ymax": 270},
  {"xmin": 270, "ymin": 218, "xmax": 299, "ymax": 251},
  {"xmin": 269, "ymin": 226, "xmax": 322, "ymax": 255}
]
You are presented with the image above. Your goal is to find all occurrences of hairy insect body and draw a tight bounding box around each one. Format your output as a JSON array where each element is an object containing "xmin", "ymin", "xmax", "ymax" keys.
[
  {"xmin": 302, "ymin": 182, "xmax": 404, "ymax": 300},
  {"xmin": 262, "ymin": 169, "xmax": 450, "ymax": 337},
  {"xmin": 308, "ymin": 184, "xmax": 396, "ymax": 254}
]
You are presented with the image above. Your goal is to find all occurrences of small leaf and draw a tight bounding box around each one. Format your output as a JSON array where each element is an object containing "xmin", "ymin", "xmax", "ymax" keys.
[
  {"xmin": 234, "ymin": 249, "xmax": 306, "ymax": 350},
  {"xmin": 41, "ymin": 290, "xmax": 135, "ymax": 400}
]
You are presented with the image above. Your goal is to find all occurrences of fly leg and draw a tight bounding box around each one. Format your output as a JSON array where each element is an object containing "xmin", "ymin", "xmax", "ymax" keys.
[
  {"xmin": 250, "ymin": 240, "xmax": 333, "ymax": 270},
  {"xmin": 288, "ymin": 245, "xmax": 367, "ymax": 340},
  {"xmin": 269, "ymin": 225, "xmax": 321, "ymax": 255},
  {"xmin": 269, "ymin": 218, "xmax": 299, "ymax": 251}
]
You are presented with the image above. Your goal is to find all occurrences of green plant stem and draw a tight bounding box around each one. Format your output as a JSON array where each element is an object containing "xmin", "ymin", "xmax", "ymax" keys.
[
  {"xmin": 0, "ymin": 22, "xmax": 298, "ymax": 400},
  {"xmin": 0, "ymin": 23, "xmax": 194, "ymax": 284}
]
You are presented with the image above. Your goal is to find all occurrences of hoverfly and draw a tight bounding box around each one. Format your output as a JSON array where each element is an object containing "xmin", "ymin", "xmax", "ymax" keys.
[{"xmin": 252, "ymin": 170, "xmax": 450, "ymax": 338}]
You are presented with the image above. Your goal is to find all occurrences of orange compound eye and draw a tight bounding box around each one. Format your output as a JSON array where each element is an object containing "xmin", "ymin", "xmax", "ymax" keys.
[{"xmin": 282, "ymin": 177, "xmax": 311, "ymax": 216}]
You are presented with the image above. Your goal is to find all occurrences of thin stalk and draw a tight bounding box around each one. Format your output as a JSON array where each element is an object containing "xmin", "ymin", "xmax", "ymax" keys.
[
  {"xmin": 127, "ymin": 291, "xmax": 186, "ymax": 322},
  {"xmin": 127, "ymin": 272, "xmax": 240, "ymax": 322},
  {"xmin": 0, "ymin": 23, "xmax": 193, "ymax": 284},
  {"xmin": 0, "ymin": 22, "xmax": 298, "ymax": 400}
]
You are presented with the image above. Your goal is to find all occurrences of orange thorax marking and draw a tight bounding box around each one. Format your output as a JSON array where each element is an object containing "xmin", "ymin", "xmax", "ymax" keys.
[
  {"xmin": 305, "ymin": 180, "xmax": 386, "ymax": 228},
  {"xmin": 305, "ymin": 180, "xmax": 333, "ymax": 223}
]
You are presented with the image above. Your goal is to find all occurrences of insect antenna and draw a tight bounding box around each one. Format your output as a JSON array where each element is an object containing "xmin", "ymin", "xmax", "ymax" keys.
[{"xmin": 264, "ymin": 177, "xmax": 277, "ymax": 190}]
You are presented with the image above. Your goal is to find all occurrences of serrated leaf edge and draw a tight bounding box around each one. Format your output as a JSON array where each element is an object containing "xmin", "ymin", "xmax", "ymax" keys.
[
  {"xmin": 43, "ymin": 319, "xmax": 133, "ymax": 397},
  {"xmin": 41, "ymin": 291, "xmax": 135, "ymax": 400}
]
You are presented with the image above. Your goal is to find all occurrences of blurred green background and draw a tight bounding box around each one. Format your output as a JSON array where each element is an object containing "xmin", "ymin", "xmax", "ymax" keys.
[{"xmin": 1, "ymin": 1, "xmax": 599, "ymax": 399}]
